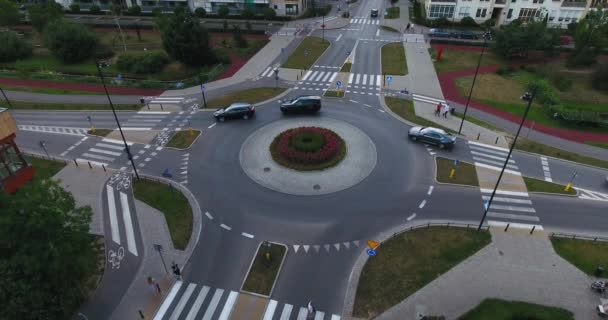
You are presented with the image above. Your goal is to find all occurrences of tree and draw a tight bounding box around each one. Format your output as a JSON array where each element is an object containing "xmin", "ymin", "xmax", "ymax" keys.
[
  {"xmin": 156, "ymin": 8, "xmax": 216, "ymax": 67},
  {"xmin": 0, "ymin": 0, "xmax": 21, "ymax": 28},
  {"xmin": 592, "ymin": 63, "xmax": 608, "ymax": 92},
  {"xmin": 69, "ymin": 3, "xmax": 80, "ymax": 13},
  {"xmin": 0, "ymin": 178, "xmax": 96, "ymax": 320},
  {"xmin": 568, "ymin": 8, "xmax": 608, "ymax": 67},
  {"xmin": 232, "ymin": 24, "xmax": 248, "ymax": 48},
  {"xmin": 0, "ymin": 31, "xmax": 33, "ymax": 62},
  {"xmin": 241, "ymin": 7, "xmax": 254, "ymax": 20},
  {"xmin": 492, "ymin": 20, "xmax": 559, "ymax": 59},
  {"xmin": 127, "ymin": 4, "xmax": 142, "ymax": 16},
  {"xmin": 26, "ymin": 2, "xmax": 64, "ymax": 32},
  {"xmin": 195, "ymin": 7, "xmax": 207, "ymax": 18},
  {"xmin": 44, "ymin": 20, "xmax": 99, "ymax": 63},
  {"xmin": 218, "ymin": 5, "xmax": 230, "ymax": 18},
  {"xmin": 89, "ymin": 4, "xmax": 102, "ymax": 14},
  {"xmin": 263, "ymin": 7, "xmax": 276, "ymax": 20}
]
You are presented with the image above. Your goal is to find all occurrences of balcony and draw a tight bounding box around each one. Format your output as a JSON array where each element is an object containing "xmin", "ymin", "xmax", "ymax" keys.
[{"xmin": 561, "ymin": 0, "xmax": 587, "ymax": 7}]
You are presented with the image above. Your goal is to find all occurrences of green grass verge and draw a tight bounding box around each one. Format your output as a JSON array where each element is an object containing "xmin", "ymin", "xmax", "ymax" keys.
[
  {"xmin": 551, "ymin": 237, "xmax": 608, "ymax": 276},
  {"xmin": 167, "ymin": 130, "xmax": 201, "ymax": 149},
  {"xmin": 430, "ymin": 48, "xmax": 504, "ymax": 74},
  {"xmin": 513, "ymin": 138, "xmax": 608, "ymax": 170},
  {"xmin": 242, "ymin": 242, "xmax": 286, "ymax": 296},
  {"xmin": 436, "ymin": 157, "xmax": 479, "ymax": 186},
  {"xmin": 204, "ymin": 87, "xmax": 286, "ymax": 109},
  {"xmin": 0, "ymin": 84, "xmax": 104, "ymax": 95},
  {"xmin": 385, "ymin": 6, "xmax": 400, "ymax": 19},
  {"xmin": 323, "ymin": 90, "xmax": 345, "ymax": 98},
  {"xmin": 340, "ymin": 62, "xmax": 352, "ymax": 72},
  {"xmin": 25, "ymin": 156, "xmax": 66, "ymax": 181},
  {"xmin": 586, "ymin": 141, "xmax": 608, "ymax": 150},
  {"xmin": 380, "ymin": 25, "xmax": 400, "ymax": 33},
  {"xmin": 282, "ymin": 37, "xmax": 330, "ymax": 69},
  {"xmin": 523, "ymin": 176, "xmax": 576, "ymax": 195},
  {"xmin": 133, "ymin": 179, "xmax": 192, "ymax": 250},
  {"xmin": 453, "ymin": 112, "xmax": 502, "ymax": 132},
  {"xmin": 353, "ymin": 227, "xmax": 491, "ymax": 318},
  {"xmin": 385, "ymin": 97, "xmax": 455, "ymax": 133},
  {"xmin": 381, "ymin": 43, "xmax": 407, "ymax": 75},
  {"xmin": 459, "ymin": 298, "xmax": 574, "ymax": 320},
  {"xmin": 6, "ymin": 100, "xmax": 139, "ymax": 111},
  {"xmin": 87, "ymin": 129, "xmax": 113, "ymax": 137}
]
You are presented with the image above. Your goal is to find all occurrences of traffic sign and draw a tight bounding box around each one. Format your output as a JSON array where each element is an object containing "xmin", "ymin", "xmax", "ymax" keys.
[
  {"xmin": 200, "ymin": 84, "xmax": 205, "ymax": 92},
  {"xmin": 453, "ymin": 159, "xmax": 458, "ymax": 166},
  {"xmin": 387, "ymin": 75, "xmax": 393, "ymax": 83},
  {"xmin": 274, "ymin": 68, "xmax": 279, "ymax": 75},
  {"xmin": 336, "ymin": 80, "xmax": 342, "ymax": 87},
  {"xmin": 304, "ymin": 49, "xmax": 309, "ymax": 56},
  {"xmin": 367, "ymin": 240, "xmax": 379, "ymax": 250},
  {"xmin": 367, "ymin": 249, "xmax": 377, "ymax": 256}
]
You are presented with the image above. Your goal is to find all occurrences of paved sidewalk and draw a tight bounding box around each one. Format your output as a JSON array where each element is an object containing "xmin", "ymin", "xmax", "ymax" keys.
[{"xmin": 381, "ymin": 0, "xmax": 410, "ymax": 33}]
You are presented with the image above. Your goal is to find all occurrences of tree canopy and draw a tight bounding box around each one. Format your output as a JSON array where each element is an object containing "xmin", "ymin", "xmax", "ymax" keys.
[
  {"xmin": 568, "ymin": 8, "xmax": 608, "ymax": 66},
  {"xmin": 491, "ymin": 19, "xmax": 560, "ymax": 59},
  {"xmin": 0, "ymin": 178, "xmax": 96, "ymax": 320},
  {"xmin": 218, "ymin": 5, "xmax": 230, "ymax": 18},
  {"xmin": 0, "ymin": 0, "xmax": 20, "ymax": 28},
  {"xmin": 26, "ymin": 2, "xmax": 64, "ymax": 32},
  {"xmin": 44, "ymin": 20, "xmax": 99, "ymax": 63}
]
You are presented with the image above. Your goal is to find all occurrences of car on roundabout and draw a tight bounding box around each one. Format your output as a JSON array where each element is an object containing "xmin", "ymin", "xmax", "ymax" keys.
[
  {"xmin": 408, "ymin": 126, "xmax": 456, "ymax": 149},
  {"xmin": 280, "ymin": 96, "xmax": 321, "ymax": 114},
  {"xmin": 213, "ymin": 102, "xmax": 255, "ymax": 122}
]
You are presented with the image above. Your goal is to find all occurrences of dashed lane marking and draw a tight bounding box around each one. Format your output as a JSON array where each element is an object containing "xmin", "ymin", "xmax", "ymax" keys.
[{"xmin": 407, "ymin": 213, "xmax": 417, "ymax": 221}]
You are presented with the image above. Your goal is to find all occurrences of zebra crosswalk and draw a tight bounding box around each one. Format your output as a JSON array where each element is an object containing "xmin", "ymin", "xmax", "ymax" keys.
[
  {"xmin": 468, "ymin": 141, "xmax": 521, "ymax": 176},
  {"xmin": 577, "ymin": 187, "xmax": 608, "ymax": 202},
  {"xmin": 76, "ymin": 137, "xmax": 134, "ymax": 166},
  {"xmin": 294, "ymin": 71, "xmax": 383, "ymax": 96},
  {"xmin": 18, "ymin": 125, "xmax": 87, "ymax": 136},
  {"xmin": 154, "ymin": 281, "xmax": 341, "ymax": 320},
  {"xmin": 122, "ymin": 111, "xmax": 172, "ymax": 130},
  {"xmin": 349, "ymin": 18, "xmax": 380, "ymax": 25}
]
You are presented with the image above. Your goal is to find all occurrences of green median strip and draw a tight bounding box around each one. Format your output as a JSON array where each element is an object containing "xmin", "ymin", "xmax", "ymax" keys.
[
  {"xmin": 323, "ymin": 90, "xmax": 345, "ymax": 98},
  {"xmin": 133, "ymin": 179, "xmax": 192, "ymax": 250},
  {"xmin": 385, "ymin": 6, "xmax": 400, "ymax": 19},
  {"xmin": 551, "ymin": 236, "xmax": 608, "ymax": 276},
  {"xmin": 25, "ymin": 156, "xmax": 66, "ymax": 181},
  {"xmin": 460, "ymin": 299, "xmax": 574, "ymax": 320},
  {"xmin": 523, "ymin": 176, "xmax": 576, "ymax": 195},
  {"xmin": 340, "ymin": 62, "xmax": 352, "ymax": 72},
  {"xmin": 241, "ymin": 242, "xmax": 287, "ymax": 297},
  {"xmin": 87, "ymin": 129, "xmax": 113, "ymax": 138},
  {"xmin": 353, "ymin": 227, "xmax": 491, "ymax": 318},
  {"xmin": 282, "ymin": 36, "xmax": 330, "ymax": 70},
  {"xmin": 204, "ymin": 87, "xmax": 286, "ymax": 109},
  {"xmin": 167, "ymin": 130, "xmax": 201, "ymax": 149},
  {"xmin": 385, "ymin": 97, "xmax": 455, "ymax": 133},
  {"xmin": 6, "ymin": 100, "xmax": 139, "ymax": 111},
  {"xmin": 514, "ymin": 138, "xmax": 608, "ymax": 170},
  {"xmin": 436, "ymin": 157, "xmax": 479, "ymax": 186},
  {"xmin": 454, "ymin": 112, "xmax": 502, "ymax": 132},
  {"xmin": 380, "ymin": 26, "xmax": 400, "ymax": 33},
  {"xmin": 381, "ymin": 43, "xmax": 407, "ymax": 75}
]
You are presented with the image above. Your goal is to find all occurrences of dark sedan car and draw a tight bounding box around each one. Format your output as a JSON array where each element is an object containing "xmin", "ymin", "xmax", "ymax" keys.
[
  {"xmin": 451, "ymin": 30, "xmax": 479, "ymax": 40},
  {"xmin": 280, "ymin": 96, "xmax": 321, "ymax": 114},
  {"xmin": 213, "ymin": 102, "xmax": 255, "ymax": 122},
  {"xmin": 428, "ymin": 28, "xmax": 451, "ymax": 38},
  {"xmin": 408, "ymin": 126, "xmax": 456, "ymax": 149}
]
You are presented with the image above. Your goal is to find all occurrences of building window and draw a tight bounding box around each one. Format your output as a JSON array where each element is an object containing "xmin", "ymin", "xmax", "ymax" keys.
[
  {"xmin": 481, "ymin": 8, "xmax": 487, "ymax": 17},
  {"xmin": 458, "ymin": 6, "xmax": 470, "ymax": 17},
  {"xmin": 274, "ymin": 4, "xmax": 277, "ymax": 9},
  {"xmin": 429, "ymin": 4, "xmax": 455, "ymax": 18},
  {"xmin": 476, "ymin": 8, "xmax": 481, "ymax": 17},
  {"xmin": 285, "ymin": 4, "xmax": 298, "ymax": 14},
  {"xmin": 507, "ymin": 8, "xmax": 513, "ymax": 18},
  {"xmin": 518, "ymin": 8, "xmax": 537, "ymax": 21}
]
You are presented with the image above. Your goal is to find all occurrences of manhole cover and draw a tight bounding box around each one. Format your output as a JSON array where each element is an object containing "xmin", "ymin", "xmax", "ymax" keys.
[
  {"xmin": 313, "ymin": 184, "xmax": 321, "ymax": 190},
  {"xmin": 263, "ymin": 167, "xmax": 270, "ymax": 172}
]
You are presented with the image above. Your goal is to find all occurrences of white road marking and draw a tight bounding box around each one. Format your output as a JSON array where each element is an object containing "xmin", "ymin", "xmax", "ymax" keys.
[
  {"xmin": 355, "ymin": 73, "xmax": 360, "ymax": 84},
  {"xmin": 472, "ymin": 156, "xmax": 519, "ymax": 170},
  {"xmin": 153, "ymin": 281, "xmax": 183, "ymax": 320},
  {"xmin": 487, "ymin": 212, "xmax": 540, "ymax": 222},
  {"xmin": 315, "ymin": 71, "xmax": 326, "ymax": 82},
  {"xmin": 418, "ymin": 200, "xmax": 426, "ymax": 209},
  {"xmin": 120, "ymin": 192, "xmax": 138, "ymax": 256},
  {"xmin": 293, "ymin": 244, "xmax": 300, "ymax": 253},
  {"xmin": 303, "ymin": 245, "xmax": 310, "ymax": 253},
  {"xmin": 302, "ymin": 70, "xmax": 313, "ymax": 81},
  {"xmin": 90, "ymin": 148, "xmax": 121, "ymax": 157},
  {"xmin": 376, "ymin": 75, "xmax": 382, "ymax": 87},
  {"xmin": 297, "ymin": 307, "xmax": 308, "ymax": 320},
  {"xmin": 324, "ymin": 244, "xmax": 330, "ymax": 252},
  {"xmin": 471, "ymin": 150, "xmax": 514, "ymax": 163},
  {"xmin": 322, "ymin": 72, "xmax": 332, "ymax": 82},
  {"xmin": 468, "ymin": 140, "xmax": 509, "ymax": 152},
  {"xmin": 348, "ymin": 73, "xmax": 354, "ymax": 84},
  {"xmin": 280, "ymin": 304, "xmax": 293, "ymax": 320},
  {"xmin": 488, "ymin": 220, "xmax": 543, "ymax": 231},
  {"xmin": 407, "ymin": 213, "xmax": 417, "ymax": 221},
  {"xmin": 313, "ymin": 245, "xmax": 320, "ymax": 253},
  {"xmin": 329, "ymin": 72, "xmax": 338, "ymax": 83},
  {"xmin": 336, "ymin": 34, "xmax": 343, "ymax": 41},
  {"xmin": 474, "ymin": 162, "xmax": 522, "ymax": 176},
  {"xmin": 376, "ymin": 29, "xmax": 380, "ymax": 36},
  {"xmin": 314, "ymin": 311, "xmax": 325, "ymax": 320},
  {"xmin": 220, "ymin": 224, "xmax": 232, "ymax": 231},
  {"xmin": 362, "ymin": 74, "xmax": 367, "ymax": 85},
  {"xmin": 205, "ymin": 211, "xmax": 214, "ymax": 220},
  {"xmin": 201, "ymin": 288, "xmax": 224, "ymax": 320},
  {"xmin": 364, "ymin": 104, "xmax": 372, "ymax": 108},
  {"xmin": 218, "ymin": 291, "xmax": 238, "ymax": 320},
  {"xmin": 82, "ymin": 153, "xmax": 114, "ymax": 162},
  {"xmin": 263, "ymin": 300, "xmax": 278, "ymax": 320},
  {"xmin": 427, "ymin": 186, "xmax": 434, "ymax": 195},
  {"xmin": 106, "ymin": 185, "xmax": 120, "ymax": 244},
  {"xmin": 489, "ymin": 204, "xmax": 536, "ymax": 213},
  {"xmin": 96, "ymin": 143, "xmax": 125, "ymax": 150},
  {"xmin": 185, "ymin": 286, "xmax": 210, "ymax": 320},
  {"xmin": 102, "ymin": 137, "xmax": 133, "ymax": 145},
  {"xmin": 480, "ymin": 188, "xmax": 529, "ymax": 197},
  {"xmin": 482, "ymin": 196, "xmax": 532, "ymax": 204},
  {"xmin": 169, "ymin": 283, "xmax": 196, "ymax": 320},
  {"xmin": 260, "ymin": 67, "xmax": 272, "ymax": 77},
  {"xmin": 331, "ymin": 315, "xmax": 341, "ymax": 320},
  {"xmin": 241, "ymin": 232, "xmax": 254, "ymax": 239},
  {"xmin": 208, "ymin": 123, "xmax": 216, "ymax": 129},
  {"xmin": 343, "ymin": 242, "xmax": 350, "ymax": 249},
  {"xmin": 349, "ymin": 99, "xmax": 358, "ymax": 103},
  {"xmin": 334, "ymin": 243, "xmax": 340, "ymax": 251}
]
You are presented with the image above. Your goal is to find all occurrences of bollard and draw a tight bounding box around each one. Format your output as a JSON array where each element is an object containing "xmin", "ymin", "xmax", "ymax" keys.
[
  {"xmin": 564, "ymin": 182, "xmax": 572, "ymax": 192},
  {"xmin": 504, "ymin": 223, "xmax": 510, "ymax": 232},
  {"xmin": 530, "ymin": 226, "xmax": 536, "ymax": 234},
  {"xmin": 74, "ymin": 159, "xmax": 78, "ymax": 166},
  {"xmin": 147, "ymin": 103, "xmax": 150, "ymax": 110},
  {"xmin": 449, "ymin": 168, "xmax": 455, "ymax": 178},
  {"xmin": 160, "ymin": 104, "xmax": 164, "ymax": 111},
  {"xmin": 495, "ymin": 136, "xmax": 499, "ymax": 144},
  {"xmin": 477, "ymin": 133, "xmax": 480, "ymax": 140},
  {"xmin": 88, "ymin": 161, "xmax": 92, "ymax": 169},
  {"xmin": 102, "ymin": 164, "xmax": 106, "ymax": 172},
  {"xmin": 139, "ymin": 310, "xmax": 145, "ymax": 319}
]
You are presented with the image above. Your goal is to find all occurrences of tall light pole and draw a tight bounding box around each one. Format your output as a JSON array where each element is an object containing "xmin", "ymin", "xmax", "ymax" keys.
[
  {"xmin": 458, "ymin": 32, "xmax": 488, "ymax": 135},
  {"xmin": 477, "ymin": 88, "xmax": 536, "ymax": 231},
  {"xmin": 95, "ymin": 61, "xmax": 140, "ymax": 180}
]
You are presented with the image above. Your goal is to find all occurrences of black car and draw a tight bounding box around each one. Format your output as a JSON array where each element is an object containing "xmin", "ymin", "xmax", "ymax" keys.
[
  {"xmin": 408, "ymin": 126, "xmax": 456, "ymax": 149},
  {"xmin": 213, "ymin": 102, "xmax": 255, "ymax": 122},
  {"xmin": 371, "ymin": 9, "xmax": 379, "ymax": 17},
  {"xmin": 450, "ymin": 30, "xmax": 479, "ymax": 40},
  {"xmin": 280, "ymin": 96, "xmax": 321, "ymax": 114},
  {"xmin": 428, "ymin": 28, "xmax": 451, "ymax": 38}
]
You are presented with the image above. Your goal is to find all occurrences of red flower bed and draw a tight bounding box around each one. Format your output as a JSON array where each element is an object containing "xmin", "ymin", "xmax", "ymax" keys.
[{"xmin": 277, "ymin": 127, "xmax": 341, "ymax": 164}]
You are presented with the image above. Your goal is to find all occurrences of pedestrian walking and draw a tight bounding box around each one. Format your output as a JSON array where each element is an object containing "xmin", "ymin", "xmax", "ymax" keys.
[
  {"xmin": 435, "ymin": 103, "xmax": 442, "ymax": 117},
  {"xmin": 442, "ymin": 103, "xmax": 450, "ymax": 118},
  {"xmin": 406, "ymin": 23, "xmax": 411, "ymax": 32},
  {"xmin": 147, "ymin": 276, "xmax": 161, "ymax": 295},
  {"xmin": 171, "ymin": 262, "xmax": 182, "ymax": 281}
]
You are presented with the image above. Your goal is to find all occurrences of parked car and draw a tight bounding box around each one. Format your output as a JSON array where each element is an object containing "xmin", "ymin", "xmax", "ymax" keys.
[
  {"xmin": 450, "ymin": 30, "xmax": 479, "ymax": 40},
  {"xmin": 408, "ymin": 126, "xmax": 456, "ymax": 149},
  {"xmin": 428, "ymin": 28, "xmax": 451, "ymax": 38},
  {"xmin": 213, "ymin": 103, "xmax": 255, "ymax": 122},
  {"xmin": 371, "ymin": 9, "xmax": 379, "ymax": 17},
  {"xmin": 280, "ymin": 96, "xmax": 321, "ymax": 114}
]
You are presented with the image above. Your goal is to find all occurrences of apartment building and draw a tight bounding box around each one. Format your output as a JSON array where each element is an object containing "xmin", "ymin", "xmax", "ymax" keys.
[{"xmin": 423, "ymin": 0, "xmax": 608, "ymax": 26}]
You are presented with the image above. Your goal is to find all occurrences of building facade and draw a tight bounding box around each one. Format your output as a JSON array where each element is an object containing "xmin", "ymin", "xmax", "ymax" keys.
[{"xmin": 424, "ymin": 0, "xmax": 608, "ymax": 27}]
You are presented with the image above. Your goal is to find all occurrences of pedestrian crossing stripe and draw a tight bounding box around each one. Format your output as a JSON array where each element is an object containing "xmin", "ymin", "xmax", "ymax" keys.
[
  {"xmin": 349, "ymin": 18, "xmax": 380, "ymax": 25},
  {"xmin": 18, "ymin": 125, "xmax": 87, "ymax": 136},
  {"xmin": 577, "ymin": 187, "xmax": 608, "ymax": 202},
  {"xmin": 487, "ymin": 220, "xmax": 543, "ymax": 231}
]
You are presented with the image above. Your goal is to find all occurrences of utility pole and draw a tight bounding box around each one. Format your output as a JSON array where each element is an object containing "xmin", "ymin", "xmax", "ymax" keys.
[{"xmin": 458, "ymin": 33, "xmax": 488, "ymax": 135}]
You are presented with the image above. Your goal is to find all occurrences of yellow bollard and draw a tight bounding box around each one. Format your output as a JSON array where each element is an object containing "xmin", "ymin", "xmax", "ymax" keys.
[
  {"xmin": 564, "ymin": 182, "xmax": 571, "ymax": 192},
  {"xmin": 449, "ymin": 168, "xmax": 455, "ymax": 179},
  {"xmin": 91, "ymin": 126, "xmax": 96, "ymax": 134},
  {"xmin": 189, "ymin": 127, "xmax": 194, "ymax": 137}
]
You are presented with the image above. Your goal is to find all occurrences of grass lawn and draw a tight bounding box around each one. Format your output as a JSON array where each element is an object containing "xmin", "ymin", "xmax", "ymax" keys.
[
  {"xmin": 204, "ymin": 87, "xmax": 286, "ymax": 109},
  {"xmin": 380, "ymin": 26, "xmax": 400, "ymax": 33},
  {"xmin": 7, "ymin": 100, "xmax": 139, "ymax": 111},
  {"xmin": 454, "ymin": 111, "xmax": 502, "ymax": 132},
  {"xmin": 282, "ymin": 37, "xmax": 330, "ymax": 69},
  {"xmin": 353, "ymin": 227, "xmax": 491, "ymax": 318},
  {"xmin": 340, "ymin": 62, "xmax": 352, "ymax": 72},
  {"xmin": 385, "ymin": 97, "xmax": 455, "ymax": 133},
  {"xmin": 323, "ymin": 90, "xmax": 345, "ymax": 97},
  {"xmin": 25, "ymin": 156, "xmax": 66, "ymax": 180},
  {"xmin": 133, "ymin": 179, "xmax": 192, "ymax": 250},
  {"xmin": 430, "ymin": 48, "xmax": 504, "ymax": 73},
  {"xmin": 381, "ymin": 43, "xmax": 407, "ymax": 75},
  {"xmin": 0, "ymin": 84, "xmax": 104, "ymax": 95},
  {"xmin": 551, "ymin": 237, "xmax": 608, "ymax": 276},
  {"xmin": 514, "ymin": 138, "xmax": 608, "ymax": 170},
  {"xmin": 87, "ymin": 129, "xmax": 113, "ymax": 137},
  {"xmin": 586, "ymin": 141, "xmax": 608, "ymax": 150},
  {"xmin": 241, "ymin": 242, "xmax": 286, "ymax": 296},
  {"xmin": 385, "ymin": 7, "xmax": 400, "ymax": 19},
  {"xmin": 436, "ymin": 157, "xmax": 479, "ymax": 186},
  {"xmin": 167, "ymin": 130, "xmax": 201, "ymax": 149},
  {"xmin": 459, "ymin": 299, "xmax": 574, "ymax": 320},
  {"xmin": 523, "ymin": 176, "xmax": 576, "ymax": 195}
]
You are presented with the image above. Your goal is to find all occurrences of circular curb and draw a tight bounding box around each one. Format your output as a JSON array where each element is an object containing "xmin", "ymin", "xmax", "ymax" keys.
[{"xmin": 239, "ymin": 117, "xmax": 377, "ymax": 196}]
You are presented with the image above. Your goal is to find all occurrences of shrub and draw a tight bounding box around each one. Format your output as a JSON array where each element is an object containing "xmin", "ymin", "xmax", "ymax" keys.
[
  {"xmin": 212, "ymin": 47, "xmax": 231, "ymax": 64},
  {"xmin": 44, "ymin": 20, "xmax": 98, "ymax": 63},
  {"xmin": 432, "ymin": 17, "xmax": 450, "ymax": 28},
  {"xmin": 89, "ymin": 5, "xmax": 101, "ymax": 14},
  {"xmin": 460, "ymin": 17, "xmax": 477, "ymax": 28},
  {"xmin": 194, "ymin": 7, "xmax": 206, "ymax": 18},
  {"xmin": 342, "ymin": 11, "xmax": 350, "ymax": 18},
  {"xmin": 127, "ymin": 5, "xmax": 141, "ymax": 15},
  {"xmin": 232, "ymin": 25, "xmax": 248, "ymax": 48},
  {"xmin": 552, "ymin": 77, "xmax": 573, "ymax": 92},
  {"xmin": 481, "ymin": 18, "xmax": 496, "ymax": 28},
  {"xmin": 528, "ymin": 79, "xmax": 559, "ymax": 106},
  {"xmin": 92, "ymin": 43, "xmax": 115, "ymax": 59},
  {"xmin": 262, "ymin": 7, "xmax": 276, "ymax": 20},
  {"xmin": 592, "ymin": 63, "xmax": 608, "ymax": 92},
  {"xmin": 277, "ymin": 127, "xmax": 341, "ymax": 164},
  {"xmin": 218, "ymin": 5, "xmax": 229, "ymax": 18},
  {"xmin": 152, "ymin": 7, "xmax": 162, "ymax": 16},
  {"xmin": 116, "ymin": 52, "xmax": 169, "ymax": 74},
  {"xmin": 0, "ymin": 32, "xmax": 33, "ymax": 63},
  {"xmin": 495, "ymin": 66, "xmax": 509, "ymax": 75},
  {"xmin": 69, "ymin": 4, "xmax": 80, "ymax": 13}
]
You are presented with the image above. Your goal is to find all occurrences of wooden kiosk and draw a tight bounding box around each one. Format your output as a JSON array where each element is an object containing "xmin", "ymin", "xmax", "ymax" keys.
[{"xmin": 0, "ymin": 108, "xmax": 34, "ymax": 193}]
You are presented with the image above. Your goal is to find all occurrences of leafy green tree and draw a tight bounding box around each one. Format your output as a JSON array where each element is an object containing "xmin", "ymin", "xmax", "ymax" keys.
[
  {"xmin": 26, "ymin": 2, "xmax": 64, "ymax": 32},
  {"xmin": 156, "ymin": 8, "xmax": 216, "ymax": 66},
  {"xmin": 0, "ymin": 179, "xmax": 96, "ymax": 320},
  {"xmin": 195, "ymin": 7, "xmax": 207, "ymax": 18},
  {"xmin": 44, "ymin": 20, "xmax": 99, "ymax": 63},
  {"xmin": 0, "ymin": 31, "xmax": 33, "ymax": 62},
  {"xmin": 592, "ymin": 63, "xmax": 608, "ymax": 92},
  {"xmin": 241, "ymin": 7, "xmax": 254, "ymax": 20},
  {"xmin": 0, "ymin": 0, "xmax": 21, "ymax": 28},
  {"xmin": 568, "ymin": 8, "xmax": 608, "ymax": 67},
  {"xmin": 262, "ymin": 7, "xmax": 276, "ymax": 20},
  {"xmin": 492, "ymin": 20, "xmax": 559, "ymax": 59},
  {"xmin": 89, "ymin": 4, "xmax": 102, "ymax": 14},
  {"xmin": 127, "ymin": 4, "xmax": 142, "ymax": 15},
  {"xmin": 218, "ymin": 5, "xmax": 230, "ymax": 18},
  {"xmin": 69, "ymin": 3, "xmax": 80, "ymax": 13},
  {"xmin": 232, "ymin": 24, "xmax": 248, "ymax": 48}
]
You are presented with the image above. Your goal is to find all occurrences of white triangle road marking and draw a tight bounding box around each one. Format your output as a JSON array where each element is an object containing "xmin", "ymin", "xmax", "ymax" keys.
[
  {"xmin": 334, "ymin": 243, "xmax": 340, "ymax": 251},
  {"xmin": 293, "ymin": 245, "xmax": 300, "ymax": 253},
  {"xmin": 324, "ymin": 244, "xmax": 330, "ymax": 252},
  {"xmin": 313, "ymin": 245, "xmax": 320, "ymax": 253},
  {"xmin": 303, "ymin": 245, "xmax": 310, "ymax": 253},
  {"xmin": 343, "ymin": 242, "xmax": 350, "ymax": 250}
]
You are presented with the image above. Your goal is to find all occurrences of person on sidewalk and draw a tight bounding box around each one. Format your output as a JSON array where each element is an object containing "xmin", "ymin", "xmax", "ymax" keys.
[
  {"xmin": 435, "ymin": 103, "xmax": 442, "ymax": 117},
  {"xmin": 442, "ymin": 103, "xmax": 450, "ymax": 118},
  {"xmin": 406, "ymin": 23, "xmax": 411, "ymax": 32},
  {"xmin": 171, "ymin": 262, "xmax": 182, "ymax": 281},
  {"xmin": 147, "ymin": 276, "xmax": 161, "ymax": 295}
]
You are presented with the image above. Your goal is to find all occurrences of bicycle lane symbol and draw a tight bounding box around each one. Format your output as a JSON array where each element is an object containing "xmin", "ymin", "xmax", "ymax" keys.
[{"xmin": 108, "ymin": 246, "xmax": 125, "ymax": 269}]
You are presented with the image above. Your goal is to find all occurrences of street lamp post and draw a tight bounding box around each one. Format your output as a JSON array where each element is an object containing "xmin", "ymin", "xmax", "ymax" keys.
[
  {"xmin": 198, "ymin": 75, "xmax": 208, "ymax": 109},
  {"xmin": 477, "ymin": 88, "xmax": 536, "ymax": 231},
  {"xmin": 95, "ymin": 61, "xmax": 140, "ymax": 180},
  {"xmin": 458, "ymin": 33, "xmax": 488, "ymax": 135},
  {"xmin": 0, "ymin": 85, "xmax": 13, "ymax": 108}
]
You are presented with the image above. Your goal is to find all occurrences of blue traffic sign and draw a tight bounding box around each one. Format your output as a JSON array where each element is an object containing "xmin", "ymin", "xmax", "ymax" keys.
[
  {"xmin": 484, "ymin": 200, "xmax": 489, "ymax": 210},
  {"xmin": 336, "ymin": 80, "xmax": 342, "ymax": 87},
  {"xmin": 200, "ymin": 84, "xmax": 205, "ymax": 92},
  {"xmin": 453, "ymin": 159, "xmax": 458, "ymax": 166},
  {"xmin": 117, "ymin": 74, "xmax": 123, "ymax": 80},
  {"xmin": 387, "ymin": 75, "xmax": 393, "ymax": 82},
  {"xmin": 367, "ymin": 249, "xmax": 377, "ymax": 256}
]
